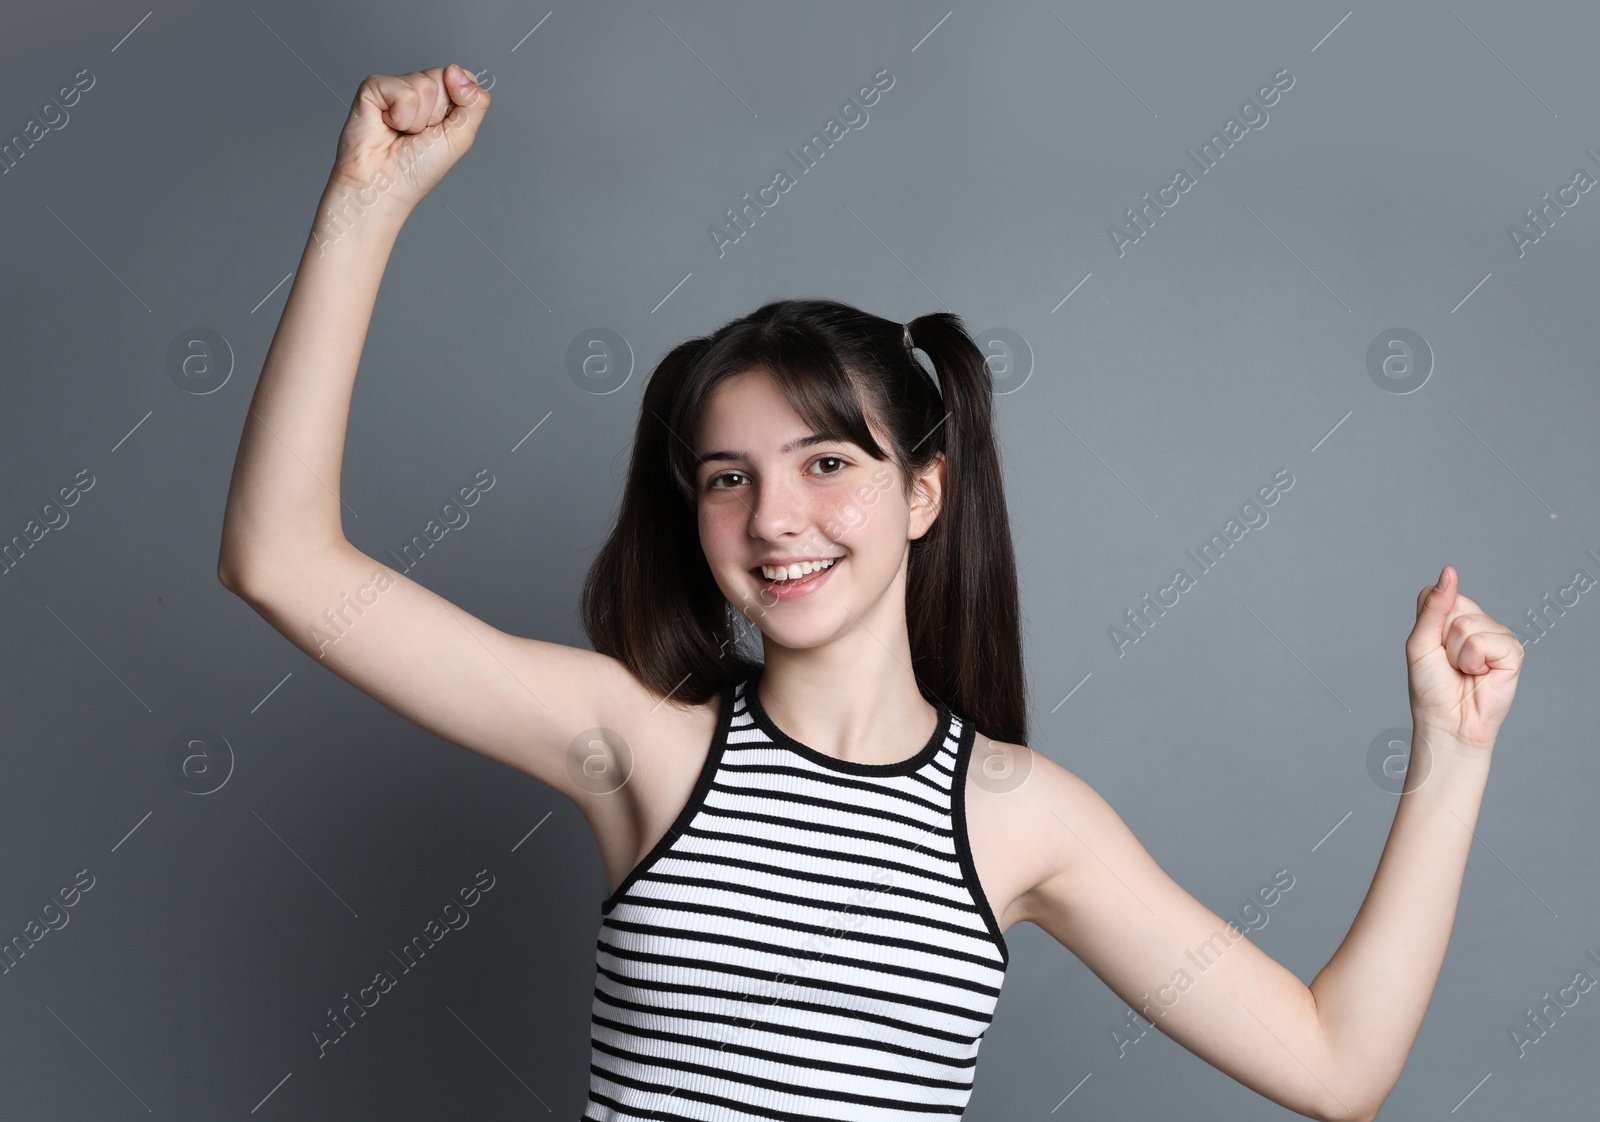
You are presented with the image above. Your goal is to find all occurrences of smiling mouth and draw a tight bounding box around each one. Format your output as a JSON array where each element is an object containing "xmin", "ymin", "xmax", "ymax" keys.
[{"xmin": 749, "ymin": 558, "xmax": 842, "ymax": 588}]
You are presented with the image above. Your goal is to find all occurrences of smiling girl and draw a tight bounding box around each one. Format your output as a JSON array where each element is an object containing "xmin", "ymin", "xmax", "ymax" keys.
[{"xmin": 219, "ymin": 64, "xmax": 1524, "ymax": 1121}]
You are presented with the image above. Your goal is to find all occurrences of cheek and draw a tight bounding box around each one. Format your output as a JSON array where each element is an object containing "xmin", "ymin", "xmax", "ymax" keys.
[
  {"xmin": 697, "ymin": 503, "xmax": 734, "ymax": 563},
  {"xmin": 821, "ymin": 487, "xmax": 905, "ymax": 546},
  {"xmin": 817, "ymin": 492, "xmax": 865, "ymax": 539},
  {"xmin": 698, "ymin": 499, "xmax": 775, "ymax": 582}
]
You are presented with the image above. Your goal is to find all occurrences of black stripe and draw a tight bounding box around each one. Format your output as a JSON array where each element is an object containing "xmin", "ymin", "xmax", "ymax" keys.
[
  {"xmin": 626, "ymin": 824, "xmax": 970, "ymax": 902},
  {"xmin": 707, "ymin": 774, "xmax": 953, "ymax": 838},
  {"xmin": 587, "ymin": 1055, "xmax": 968, "ymax": 1118},
  {"xmin": 681, "ymin": 809, "xmax": 953, "ymax": 864},
  {"xmin": 591, "ymin": 966, "xmax": 994, "ymax": 1046},
  {"xmin": 603, "ymin": 870, "xmax": 1004, "ymax": 950},
  {"xmin": 582, "ymin": 1085, "xmax": 708, "ymax": 1121},
  {"xmin": 604, "ymin": 902, "xmax": 1004, "ymax": 973},
  {"xmin": 715, "ymin": 755, "xmax": 955, "ymax": 816},
  {"xmin": 725, "ymin": 724, "xmax": 959, "ymax": 801},
  {"xmin": 611, "ymin": 847, "xmax": 976, "ymax": 912},
  {"xmin": 589, "ymin": 1014, "xmax": 979, "ymax": 1083},
  {"xmin": 597, "ymin": 932, "xmax": 1004, "ymax": 1004}
]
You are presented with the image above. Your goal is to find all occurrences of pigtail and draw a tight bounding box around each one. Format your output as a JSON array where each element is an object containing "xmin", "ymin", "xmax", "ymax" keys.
[{"xmin": 903, "ymin": 313, "xmax": 1028, "ymax": 748}]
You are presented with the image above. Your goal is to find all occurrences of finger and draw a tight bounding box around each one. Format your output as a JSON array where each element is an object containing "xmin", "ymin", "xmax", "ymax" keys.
[
  {"xmin": 1453, "ymin": 627, "xmax": 1523, "ymax": 676},
  {"xmin": 439, "ymin": 62, "xmax": 491, "ymax": 137},
  {"xmin": 407, "ymin": 70, "xmax": 442, "ymax": 130},
  {"xmin": 1444, "ymin": 613, "xmax": 1492, "ymax": 669},
  {"xmin": 1407, "ymin": 565, "xmax": 1457, "ymax": 660},
  {"xmin": 358, "ymin": 72, "xmax": 430, "ymax": 134},
  {"xmin": 411, "ymin": 67, "xmax": 455, "ymax": 130}
]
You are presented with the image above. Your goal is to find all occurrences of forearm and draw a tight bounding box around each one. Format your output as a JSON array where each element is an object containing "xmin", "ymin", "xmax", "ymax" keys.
[
  {"xmin": 218, "ymin": 177, "xmax": 412, "ymax": 587},
  {"xmin": 1309, "ymin": 729, "xmax": 1493, "ymax": 1116}
]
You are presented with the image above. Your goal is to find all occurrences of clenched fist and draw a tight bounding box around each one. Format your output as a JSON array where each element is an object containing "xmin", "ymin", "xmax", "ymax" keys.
[
  {"xmin": 327, "ymin": 63, "xmax": 491, "ymax": 217},
  {"xmin": 1405, "ymin": 565, "xmax": 1523, "ymax": 752}
]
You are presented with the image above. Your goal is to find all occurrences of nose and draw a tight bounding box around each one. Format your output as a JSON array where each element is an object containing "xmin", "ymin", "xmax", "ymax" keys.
[
  {"xmin": 746, "ymin": 475, "xmax": 810, "ymax": 544},
  {"xmin": 746, "ymin": 479, "xmax": 848, "ymax": 569}
]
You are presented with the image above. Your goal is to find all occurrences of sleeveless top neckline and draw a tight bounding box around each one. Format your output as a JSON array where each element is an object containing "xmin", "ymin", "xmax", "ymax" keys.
[
  {"xmin": 741, "ymin": 665, "xmax": 951, "ymax": 777},
  {"xmin": 584, "ymin": 674, "xmax": 1010, "ymax": 1121}
]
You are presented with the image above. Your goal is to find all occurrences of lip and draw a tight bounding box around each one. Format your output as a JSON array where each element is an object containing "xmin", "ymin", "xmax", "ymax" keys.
[{"xmin": 750, "ymin": 557, "xmax": 841, "ymax": 601}]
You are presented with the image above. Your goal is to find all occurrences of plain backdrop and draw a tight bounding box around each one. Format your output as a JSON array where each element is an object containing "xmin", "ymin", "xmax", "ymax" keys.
[{"xmin": 1, "ymin": 1, "xmax": 1597, "ymax": 1119}]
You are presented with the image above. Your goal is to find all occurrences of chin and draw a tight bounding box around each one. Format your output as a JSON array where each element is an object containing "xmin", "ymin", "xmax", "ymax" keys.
[{"xmin": 754, "ymin": 626, "xmax": 839, "ymax": 653}]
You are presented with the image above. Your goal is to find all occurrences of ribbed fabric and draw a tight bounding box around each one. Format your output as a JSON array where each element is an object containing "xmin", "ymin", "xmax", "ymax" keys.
[{"xmin": 583, "ymin": 669, "xmax": 1010, "ymax": 1121}]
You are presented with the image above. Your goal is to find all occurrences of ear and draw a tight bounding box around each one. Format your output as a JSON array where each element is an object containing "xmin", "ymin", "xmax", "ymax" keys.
[{"xmin": 908, "ymin": 451, "xmax": 946, "ymax": 540}]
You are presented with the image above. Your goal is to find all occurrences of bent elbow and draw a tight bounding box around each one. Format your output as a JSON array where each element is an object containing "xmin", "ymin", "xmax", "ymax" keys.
[
  {"xmin": 217, "ymin": 552, "xmax": 279, "ymax": 603},
  {"xmin": 217, "ymin": 554, "xmax": 254, "ymax": 599},
  {"xmin": 1319, "ymin": 1089, "xmax": 1382, "ymax": 1122}
]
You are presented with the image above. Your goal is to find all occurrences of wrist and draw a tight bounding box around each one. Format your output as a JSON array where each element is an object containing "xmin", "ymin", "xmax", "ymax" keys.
[
  {"xmin": 1410, "ymin": 718, "xmax": 1492, "ymax": 749},
  {"xmin": 310, "ymin": 175, "xmax": 412, "ymax": 251},
  {"xmin": 1408, "ymin": 723, "xmax": 1494, "ymax": 781}
]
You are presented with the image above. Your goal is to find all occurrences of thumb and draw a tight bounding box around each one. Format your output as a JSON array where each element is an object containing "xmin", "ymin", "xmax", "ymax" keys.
[
  {"xmin": 441, "ymin": 63, "xmax": 491, "ymax": 137},
  {"xmin": 1407, "ymin": 564, "xmax": 1457, "ymax": 658}
]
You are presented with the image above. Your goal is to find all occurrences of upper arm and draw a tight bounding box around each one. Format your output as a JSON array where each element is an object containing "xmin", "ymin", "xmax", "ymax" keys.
[
  {"xmin": 221, "ymin": 540, "xmax": 651, "ymax": 810},
  {"xmin": 1013, "ymin": 758, "xmax": 1370, "ymax": 1122}
]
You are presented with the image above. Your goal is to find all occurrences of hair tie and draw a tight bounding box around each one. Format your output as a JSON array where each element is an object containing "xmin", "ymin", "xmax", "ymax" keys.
[{"xmin": 902, "ymin": 319, "xmax": 945, "ymax": 402}]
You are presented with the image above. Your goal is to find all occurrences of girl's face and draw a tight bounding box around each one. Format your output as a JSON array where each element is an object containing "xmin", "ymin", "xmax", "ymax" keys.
[{"xmin": 694, "ymin": 368, "xmax": 944, "ymax": 651}]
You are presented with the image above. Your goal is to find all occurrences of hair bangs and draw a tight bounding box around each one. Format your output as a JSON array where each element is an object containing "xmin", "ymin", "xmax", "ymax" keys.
[{"xmin": 665, "ymin": 321, "xmax": 892, "ymax": 505}]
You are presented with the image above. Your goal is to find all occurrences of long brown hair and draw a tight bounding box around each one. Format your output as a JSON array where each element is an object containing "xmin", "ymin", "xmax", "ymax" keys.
[{"xmin": 579, "ymin": 297, "xmax": 1027, "ymax": 747}]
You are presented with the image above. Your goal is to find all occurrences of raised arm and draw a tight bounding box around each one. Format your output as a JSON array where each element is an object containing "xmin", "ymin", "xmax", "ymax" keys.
[
  {"xmin": 1305, "ymin": 568, "xmax": 1520, "ymax": 1110},
  {"xmin": 994, "ymin": 567, "xmax": 1521, "ymax": 1120},
  {"xmin": 217, "ymin": 65, "xmax": 648, "ymax": 811}
]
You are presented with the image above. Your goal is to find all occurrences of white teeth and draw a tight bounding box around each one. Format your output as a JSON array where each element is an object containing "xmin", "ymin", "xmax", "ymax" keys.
[{"xmin": 760, "ymin": 557, "xmax": 837, "ymax": 582}]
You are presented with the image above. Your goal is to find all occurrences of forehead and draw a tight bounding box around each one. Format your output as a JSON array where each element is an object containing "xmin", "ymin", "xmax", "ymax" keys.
[
  {"xmin": 693, "ymin": 369, "xmax": 848, "ymax": 456},
  {"xmin": 693, "ymin": 373, "xmax": 809, "ymax": 466},
  {"xmin": 698, "ymin": 369, "xmax": 795, "ymax": 433}
]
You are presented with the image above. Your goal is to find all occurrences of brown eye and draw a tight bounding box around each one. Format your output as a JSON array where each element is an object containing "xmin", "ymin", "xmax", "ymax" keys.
[{"xmin": 813, "ymin": 456, "xmax": 847, "ymax": 475}]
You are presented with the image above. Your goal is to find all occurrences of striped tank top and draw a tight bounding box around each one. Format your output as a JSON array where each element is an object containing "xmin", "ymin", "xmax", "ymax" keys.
[{"xmin": 583, "ymin": 670, "xmax": 1010, "ymax": 1120}]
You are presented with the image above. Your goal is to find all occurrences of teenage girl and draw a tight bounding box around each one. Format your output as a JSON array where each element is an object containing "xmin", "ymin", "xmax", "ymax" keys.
[{"xmin": 219, "ymin": 65, "xmax": 1524, "ymax": 1121}]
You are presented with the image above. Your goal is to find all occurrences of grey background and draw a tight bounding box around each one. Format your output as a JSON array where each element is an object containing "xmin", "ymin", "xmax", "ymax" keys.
[{"xmin": 2, "ymin": 0, "xmax": 1596, "ymax": 1118}]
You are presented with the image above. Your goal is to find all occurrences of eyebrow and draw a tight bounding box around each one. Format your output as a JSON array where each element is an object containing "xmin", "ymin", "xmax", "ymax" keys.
[{"xmin": 695, "ymin": 432, "xmax": 848, "ymax": 467}]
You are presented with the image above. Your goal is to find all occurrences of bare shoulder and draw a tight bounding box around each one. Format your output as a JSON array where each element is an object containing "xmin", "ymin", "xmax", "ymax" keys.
[
  {"xmin": 963, "ymin": 734, "xmax": 1102, "ymax": 935},
  {"xmin": 583, "ymin": 659, "xmax": 725, "ymax": 811},
  {"xmin": 582, "ymin": 665, "xmax": 727, "ymax": 896}
]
